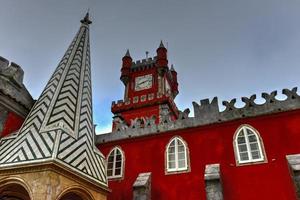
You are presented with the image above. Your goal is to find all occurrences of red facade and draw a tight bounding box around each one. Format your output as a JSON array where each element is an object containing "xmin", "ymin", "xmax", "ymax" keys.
[
  {"xmin": 97, "ymin": 43, "xmax": 300, "ymax": 199},
  {"xmin": 98, "ymin": 110, "xmax": 300, "ymax": 199},
  {"xmin": 0, "ymin": 112, "xmax": 24, "ymax": 137}
]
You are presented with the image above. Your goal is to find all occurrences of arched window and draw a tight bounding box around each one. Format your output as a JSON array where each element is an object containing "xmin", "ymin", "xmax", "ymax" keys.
[
  {"xmin": 166, "ymin": 136, "xmax": 189, "ymax": 173},
  {"xmin": 107, "ymin": 147, "xmax": 124, "ymax": 179},
  {"xmin": 234, "ymin": 125, "xmax": 266, "ymax": 164}
]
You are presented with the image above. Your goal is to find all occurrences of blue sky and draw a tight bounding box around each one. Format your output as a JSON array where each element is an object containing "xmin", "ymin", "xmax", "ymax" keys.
[{"xmin": 1, "ymin": 0, "xmax": 300, "ymax": 134}]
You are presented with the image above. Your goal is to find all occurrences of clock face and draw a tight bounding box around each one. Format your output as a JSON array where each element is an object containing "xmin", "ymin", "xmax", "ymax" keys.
[{"xmin": 135, "ymin": 74, "xmax": 153, "ymax": 91}]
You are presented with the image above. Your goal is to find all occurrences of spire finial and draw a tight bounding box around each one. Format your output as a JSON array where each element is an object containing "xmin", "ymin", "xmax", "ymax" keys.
[
  {"xmin": 125, "ymin": 49, "xmax": 131, "ymax": 57},
  {"xmin": 170, "ymin": 64, "xmax": 175, "ymax": 71},
  {"xmin": 80, "ymin": 12, "xmax": 92, "ymax": 25},
  {"xmin": 159, "ymin": 40, "xmax": 165, "ymax": 48}
]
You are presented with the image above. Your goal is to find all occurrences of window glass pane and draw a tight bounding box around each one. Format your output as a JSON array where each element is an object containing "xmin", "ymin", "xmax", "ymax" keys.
[
  {"xmin": 107, "ymin": 162, "xmax": 113, "ymax": 170},
  {"xmin": 237, "ymin": 136, "xmax": 246, "ymax": 144},
  {"xmin": 168, "ymin": 153, "xmax": 175, "ymax": 161},
  {"xmin": 108, "ymin": 155, "xmax": 114, "ymax": 162},
  {"xmin": 168, "ymin": 161, "xmax": 176, "ymax": 169},
  {"xmin": 238, "ymin": 130, "xmax": 245, "ymax": 137},
  {"xmin": 116, "ymin": 149, "xmax": 121, "ymax": 155},
  {"xmin": 116, "ymin": 154, "xmax": 122, "ymax": 161},
  {"xmin": 238, "ymin": 144, "xmax": 247, "ymax": 152},
  {"xmin": 168, "ymin": 154, "xmax": 175, "ymax": 162},
  {"xmin": 168, "ymin": 146, "xmax": 175, "ymax": 153},
  {"xmin": 248, "ymin": 135, "xmax": 257, "ymax": 143},
  {"xmin": 246, "ymin": 128, "xmax": 255, "ymax": 136},
  {"xmin": 251, "ymin": 150, "xmax": 261, "ymax": 159},
  {"xmin": 240, "ymin": 152, "xmax": 249, "ymax": 161},
  {"xmin": 115, "ymin": 168, "xmax": 121, "ymax": 175},
  {"xmin": 177, "ymin": 139, "xmax": 183, "ymax": 146},
  {"xmin": 169, "ymin": 140, "xmax": 175, "ymax": 147},
  {"xmin": 115, "ymin": 161, "xmax": 122, "ymax": 168},
  {"xmin": 178, "ymin": 152, "xmax": 185, "ymax": 160},
  {"xmin": 178, "ymin": 160, "xmax": 186, "ymax": 168},
  {"xmin": 178, "ymin": 145, "xmax": 185, "ymax": 153},
  {"xmin": 107, "ymin": 169, "xmax": 113, "ymax": 176},
  {"xmin": 250, "ymin": 143, "xmax": 258, "ymax": 151}
]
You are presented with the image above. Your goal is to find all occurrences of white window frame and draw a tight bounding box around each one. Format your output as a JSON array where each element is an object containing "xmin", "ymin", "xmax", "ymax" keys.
[
  {"xmin": 166, "ymin": 136, "xmax": 189, "ymax": 173},
  {"xmin": 234, "ymin": 125, "xmax": 266, "ymax": 165},
  {"xmin": 106, "ymin": 147, "xmax": 124, "ymax": 179}
]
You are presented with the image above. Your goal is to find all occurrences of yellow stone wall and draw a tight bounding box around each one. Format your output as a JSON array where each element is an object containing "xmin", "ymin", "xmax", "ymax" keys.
[{"xmin": 0, "ymin": 164, "xmax": 108, "ymax": 200}]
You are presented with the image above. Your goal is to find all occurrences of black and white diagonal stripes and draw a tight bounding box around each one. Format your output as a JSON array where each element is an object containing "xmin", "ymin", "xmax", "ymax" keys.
[
  {"xmin": 0, "ymin": 16, "xmax": 108, "ymax": 187},
  {"xmin": 46, "ymin": 32, "xmax": 86, "ymax": 132},
  {"xmin": 57, "ymin": 132, "xmax": 106, "ymax": 183}
]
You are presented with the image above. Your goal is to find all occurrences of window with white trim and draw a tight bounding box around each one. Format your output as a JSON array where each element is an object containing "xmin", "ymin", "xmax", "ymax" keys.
[
  {"xmin": 234, "ymin": 125, "xmax": 265, "ymax": 164},
  {"xmin": 166, "ymin": 137, "xmax": 188, "ymax": 172},
  {"xmin": 107, "ymin": 147, "xmax": 124, "ymax": 179}
]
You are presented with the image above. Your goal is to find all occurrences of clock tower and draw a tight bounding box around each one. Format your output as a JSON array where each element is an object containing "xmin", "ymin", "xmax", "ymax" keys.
[{"xmin": 111, "ymin": 41, "xmax": 179, "ymax": 130}]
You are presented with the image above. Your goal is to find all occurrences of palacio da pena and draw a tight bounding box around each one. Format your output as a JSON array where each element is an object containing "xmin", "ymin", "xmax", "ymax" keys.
[{"xmin": 0, "ymin": 13, "xmax": 300, "ymax": 200}]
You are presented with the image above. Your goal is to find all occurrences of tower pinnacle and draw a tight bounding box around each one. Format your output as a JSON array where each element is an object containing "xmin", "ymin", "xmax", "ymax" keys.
[
  {"xmin": 80, "ymin": 12, "xmax": 92, "ymax": 25},
  {"xmin": 159, "ymin": 40, "xmax": 166, "ymax": 48},
  {"xmin": 125, "ymin": 49, "xmax": 131, "ymax": 57}
]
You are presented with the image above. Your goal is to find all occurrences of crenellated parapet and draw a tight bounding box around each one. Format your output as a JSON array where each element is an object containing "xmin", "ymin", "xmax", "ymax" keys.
[
  {"xmin": 193, "ymin": 87, "xmax": 300, "ymax": 123},
  {"xmin": 0, "ymin": 56, "xmax": 34, "ymax": 117},
  {"xmin": 131, "ymin": 57, "xmax": 157, "ymax": 71},
  {"xmin": 96, "ymin": 87, "xmax": 300, "ymax": 144}
]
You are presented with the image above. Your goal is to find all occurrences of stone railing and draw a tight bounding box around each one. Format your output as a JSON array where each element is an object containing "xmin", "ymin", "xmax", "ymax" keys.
[{"xmin": 96, "ymin": 87, "xmax": 300, "ymax": 144}]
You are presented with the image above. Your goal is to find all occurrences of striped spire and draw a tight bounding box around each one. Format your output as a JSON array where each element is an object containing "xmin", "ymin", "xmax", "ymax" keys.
[{"xmin": 0, "ymin": 13, "xmax": 108, "ymax": 188}]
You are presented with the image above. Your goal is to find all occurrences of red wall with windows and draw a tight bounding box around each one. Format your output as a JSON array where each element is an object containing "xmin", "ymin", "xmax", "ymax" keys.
[
  {"xmin": 98, "ymin": 109, "xmax": 300, "ymax": 200},
  {"xmin": 1, "ymin": 112, "xmax": 24, "ymax": 137}
]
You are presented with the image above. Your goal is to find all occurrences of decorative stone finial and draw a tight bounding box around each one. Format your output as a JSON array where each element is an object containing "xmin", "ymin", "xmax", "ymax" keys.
[
  {"xmin": 159, "ymin": 40, "xmax": 165, "ymax": 48},
  {"xmin": 170, "ymin": 64, "xmax": 175, "ymax": 71},
  {"xmin": 80, "ymin": 12, "xmax": 92, "ymax": 25},
  {"xmin": 125, "ymin": 49, "xmax": 131, "ymax": 57}
]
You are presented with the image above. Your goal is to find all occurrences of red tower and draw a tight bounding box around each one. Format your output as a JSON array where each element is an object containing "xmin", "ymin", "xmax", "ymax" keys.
[{"xmin": 111, "ymin": 41, "xmax": 179, "ymax": 130}]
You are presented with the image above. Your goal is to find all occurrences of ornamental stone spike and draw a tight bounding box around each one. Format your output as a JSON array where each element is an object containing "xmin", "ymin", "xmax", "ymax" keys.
[
  {"xmin": 159, "ymin": 40, "xmax": 165, "ymax": 48},
  {"xmin": 125, "ymin": 49, "xmax": 131, "ymax": 57},
  {"xmin": 0, "ymin": 13, "xmax": 108, "ymax": 188}
]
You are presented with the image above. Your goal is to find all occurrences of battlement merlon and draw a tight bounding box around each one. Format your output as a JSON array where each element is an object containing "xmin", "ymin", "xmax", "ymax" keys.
[
  {"xmin": 0, "ymin": 56, "xmax": 34, "ymax": 117},
  {"xmin": 96, "ymin": 87, "xmax": 300, "ymax": 144}
]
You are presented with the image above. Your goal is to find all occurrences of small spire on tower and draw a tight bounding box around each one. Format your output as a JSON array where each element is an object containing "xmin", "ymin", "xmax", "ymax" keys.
[
  {"xmin": 80, "ymin": 12, "xmax": 92, "ymax": 25},
  {"xmin": 170, "ymin": 64, "xmax": 175, "ymax": 71},
  {"xmin": 159, "ymin": 40, "xmax": 166, "ymax": 48},
  {"xmin": 125, "ymin": 49, "xmax": 131, "ymax": 57}
]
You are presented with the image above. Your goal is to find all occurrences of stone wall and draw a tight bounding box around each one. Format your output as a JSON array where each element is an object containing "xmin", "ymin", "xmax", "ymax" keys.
[
  {"xmin": 133, "ymin": 172, "xmax": 151, "ymax": 200},
  {"xmin": 0, "ymin": 164, "xmax": 108, "ymax": 200},
  {"xmin": 204, "ymin": 164, "xmax": 223, "ymax": 200},
  {"xmin": 0, "ymin": 56, "xmax": 34, "ymax": 118},
  {"xmin": 287, "ymin": 154, "xmax": 300, "ymax": 198}
]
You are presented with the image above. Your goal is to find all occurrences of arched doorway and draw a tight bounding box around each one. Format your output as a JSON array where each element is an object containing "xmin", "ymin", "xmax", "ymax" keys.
[
  {"xmin": 59, "ymin": 192, "xmax": 84, "ymax": 200},
  {"xmin": 58, "ymin": 188, "xmax": 94, "ymax": 200},
  {"xmin": 0, "ymin": 183, "xmax": 31, "ymax": 200}
]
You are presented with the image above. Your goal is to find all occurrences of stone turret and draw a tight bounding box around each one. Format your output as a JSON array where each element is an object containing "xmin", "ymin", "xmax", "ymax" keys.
[
  {"xmin": 121, "ymin": 49, "xmax": 132, "ymax": 85},
  {"xmin": 156, "ymin": 40, "xmax": 168, "ymax": 75}
]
